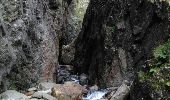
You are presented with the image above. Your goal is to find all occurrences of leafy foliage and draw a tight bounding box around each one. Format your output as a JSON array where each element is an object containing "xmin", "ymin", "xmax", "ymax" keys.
[
  {"xmin": 138, "ymin": 38, "xmax": 170, "ymax": 94},
  {"xmin": 166, "ymin": 82, "xmax": 170, "ymax": 87},
  {"xmin": 154, "ymin": 39, "xmax": 170, "ymax": 60}
]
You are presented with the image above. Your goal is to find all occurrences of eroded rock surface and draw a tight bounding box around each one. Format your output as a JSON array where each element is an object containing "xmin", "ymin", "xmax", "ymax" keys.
[
  {"xmin": 0, "ymin": 0, "xmax": 89, "ymax": 92},
  {"xmin": 74, "ymin": 0, "xmax": 170, "ymax": 99}
]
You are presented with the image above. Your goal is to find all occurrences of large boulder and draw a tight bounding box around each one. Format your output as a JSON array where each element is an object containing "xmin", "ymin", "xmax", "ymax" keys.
[
  {"xmin": 110, "ymin": 84, "xmax": 130, "ymax": 100},
  {"xmin": 38, "ymin": 82, "xmax": 56, "ymax": 91},
  {"xmin": 0, "ymin": 90, "xmax": 29, "ymax": 100},
  {"xmin": 51, "ymin": 81, "xmax": 86, "ymax": 100}
]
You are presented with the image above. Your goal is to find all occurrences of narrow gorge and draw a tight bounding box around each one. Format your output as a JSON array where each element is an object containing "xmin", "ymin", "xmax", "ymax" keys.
[{"xmin": 0, "ymin": 0, "xmax": 170, "ymax": 100}]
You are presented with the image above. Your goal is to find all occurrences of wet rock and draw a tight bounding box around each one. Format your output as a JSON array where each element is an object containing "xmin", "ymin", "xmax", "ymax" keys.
[
  {"xmin": 0, "ymin": 90, "xmax": 29, "ymax": 99},
  {"xmin": 79, "ymin": 73, "xmax": 88, "ymax": 85},
  {"xmin": 38, "ymin": 82, "xmax": 56, "ymax": 91},
  {"xmin": 52, "ymin": 81, "xmax": 86, "ymax": 100},
  {"xmin": 57, "ymin": 65, "xmax": 75, "ymax": 83},
  {"xmin": 57, "ymin": 65, "xmax": 88, "ymax": 84},
  {"xmin": 89, "ymin": 85, "xmax": 99, "ymax": 91},
  {"xmin": 110, "ymin": 84, "xmax": 130, "ymax": 100}
]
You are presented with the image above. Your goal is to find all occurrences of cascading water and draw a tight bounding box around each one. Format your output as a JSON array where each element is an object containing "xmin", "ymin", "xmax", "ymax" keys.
[
  {"xmin": 83, "ymin": 90, "xmax": 108, "ymax": 100},
  {"xmin": 57, "ymin": 65, "xmax": 109, "ymax": 100}
]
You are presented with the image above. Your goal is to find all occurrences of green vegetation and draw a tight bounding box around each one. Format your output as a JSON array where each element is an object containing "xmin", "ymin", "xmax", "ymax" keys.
[
  {"xmin": 154, "ymin": 39, "xmax": 170, "ymax": 60},
  {"xmin": 111, "ymin": 25, "xmax": 116, "ymax": 33},
  {"xmin": 139, "ymin": 38, "xmax": 170, "ymax": 93}
]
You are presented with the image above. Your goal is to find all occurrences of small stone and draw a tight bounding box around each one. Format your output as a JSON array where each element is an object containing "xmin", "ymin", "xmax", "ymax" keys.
[
  {"xmin": 89, "ymin": 85, "xmax": 98, "ymax": 91},
  {"xmin": 59, "ymin": 65, "xmax": 74, "ymax": 71},
  {"xmin": 38, "ymin": 82, "xmax": 56, "ymax": 91},
  {"xmin": 32, "ymin": 92, "xmax": 57, "ymax": 100},
  {"xmin": 32, "ymin": 92, "xmax": 43, "ymax": 99},
  {"xmin": 25, "ymin": 91, "xmax": 35, "ymax": 96},
  {"xmin": 28, "ymin": 87, "xmax": 37, "ymax": 92}
]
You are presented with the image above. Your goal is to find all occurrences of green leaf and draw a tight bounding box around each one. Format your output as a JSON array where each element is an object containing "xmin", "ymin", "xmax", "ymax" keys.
[
  {"xmin": 149, "ymin": 68, "xmax": 158, "ymax": 73},
  {"xmin": 166, "ymin": 82, "xmax": 170, "ymax": 86}
]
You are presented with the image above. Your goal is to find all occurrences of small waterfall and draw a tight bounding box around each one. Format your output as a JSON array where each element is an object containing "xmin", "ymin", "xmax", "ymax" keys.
[{"xmin": 83, "ymin": 90, "xmax": 108, "ymax": 100}]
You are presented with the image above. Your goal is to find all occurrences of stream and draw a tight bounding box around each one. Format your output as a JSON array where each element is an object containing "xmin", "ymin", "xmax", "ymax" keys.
[
  {"xmin": 57, "ymin": 65, "xmax": 109, "ymax": 100},
  {"xmin": 83, "ymin": 90, "xmax": 108, "ymax": 100}
]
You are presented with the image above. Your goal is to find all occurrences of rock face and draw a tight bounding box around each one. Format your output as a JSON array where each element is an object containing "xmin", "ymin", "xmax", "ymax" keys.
[
  {"xmin": 0, "ymin": 0, "xmax": 89, "ymax": 92},
  {"xmin": 74, "ymin": 0, "xmax": 170, "ymax": 99},
  {"xmin": 0, "ymin": 0, "xmax": 60, "ymax": 92},
  {"xmin": 59, "ymin": 0, "xmax": 89, "ymax": 65}
]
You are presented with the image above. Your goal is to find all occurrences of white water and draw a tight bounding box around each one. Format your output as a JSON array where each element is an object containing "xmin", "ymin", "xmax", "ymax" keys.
[{"xmin": 83, "ymin": 90, "xmax": 108, "ymax": 100}]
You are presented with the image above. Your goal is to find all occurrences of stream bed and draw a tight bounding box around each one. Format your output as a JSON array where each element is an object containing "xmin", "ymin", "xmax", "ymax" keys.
[{"xmin": 57, "ymin": 65, "xmax": 109, "ymax": 100}]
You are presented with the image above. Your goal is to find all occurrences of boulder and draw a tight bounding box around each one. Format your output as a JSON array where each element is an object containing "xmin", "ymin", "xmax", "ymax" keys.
[
  {"xmin": 52, "ymin": 81, "xmax": 86, "ymax": 100},
  {"xmin": 38, "ymin": 82, "xmax": 56, "ymax": 91},
  {"xmin": 0, "ymin": 90, "xmax": 29, "ymax": 100},
  {"xmin": 32, "ymin": 92, "xmax": 57, "ymax": 100},
  {"xmin": 79, "ymin": 73, "xmax": 88, "ymax": 85},
  {"xmin": 110, "ymin": 84, "xmax": 130, "ymax": 100}
]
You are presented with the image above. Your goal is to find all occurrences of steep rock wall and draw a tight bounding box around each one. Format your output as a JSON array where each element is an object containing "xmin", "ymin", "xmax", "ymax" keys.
[
  {"xmin": 0, "ymin": 0, "xmax": 89, "ymax": 92},
  {"xmin": 74, "ymin": 0, "xmax": 170, "ymax": 99},
  {"xmin": 0, "ymin": 0, "xmax": 60, "ymax": 92}
]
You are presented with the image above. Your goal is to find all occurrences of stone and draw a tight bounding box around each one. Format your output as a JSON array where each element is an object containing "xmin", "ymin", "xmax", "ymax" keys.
[
  {"xmin": 0, "ymin": 90, "xmax": 29, "ymax": 100},
  {"xmin": 89, "ymin": 85, "xmax": 99, "ymax": 91},
  {"xmin": 57, "ymin": 65, "xmax": 75, "ymax": 83},
  {"xmin": 61, "ymin": 41, "xmax": 75, "ymax": 64},
  {"xmin": 32, "ymin": 92, "xmax": 57, "ymax": 100},
  {"xmin": 52, "ymin": 81, "xmax": 86, "ymax": 100},
  {"xmin": 38, "ymin": 82, "xmax": 56, "ymax": 91},
  {"xmin": 32, "ymin": 92, "xmax": 44, "ymax": 99},
  {"xmin": 79, "ymin": 73, "xmax": 88, "ymax": 85},
  {"xmin": 58, "ymin": 65, "xmax": 74, "ymax": 71},
  {"xmin": 25, "ymin": 91, "xmax": 35, "ymax": 96},
  {"xmin": 28, "ymin": 87, "xmax": 37, "ymax": 92},
  {"xmin": 110, "ymin": 84, "xmax": 130, "ymax": 100},
  {"xmin": 42, "ymin": 94, "xmax": 57, "ymax": 100}
]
